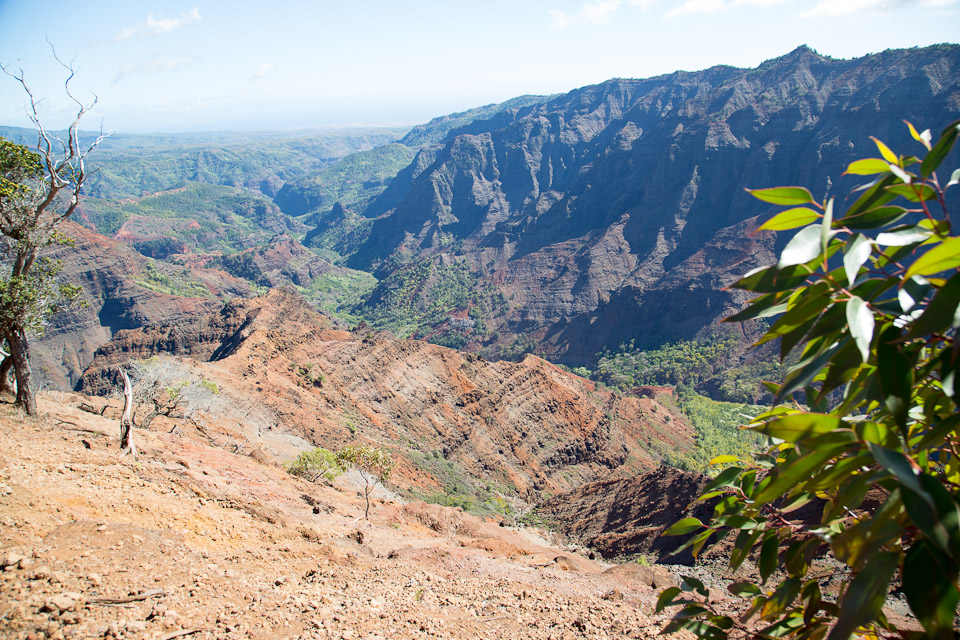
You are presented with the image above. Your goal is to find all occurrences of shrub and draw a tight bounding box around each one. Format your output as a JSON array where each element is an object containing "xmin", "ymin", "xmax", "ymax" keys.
[
  {"xmin": 286, "ymin": 447, "xmax": 345, "ymax": 483},
  {"xmin": 336, "ymin": 445, "xmax": 393, "ymax": 518}
]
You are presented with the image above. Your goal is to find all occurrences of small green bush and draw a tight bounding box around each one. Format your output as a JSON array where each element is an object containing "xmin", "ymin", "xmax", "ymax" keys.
[{"xmin": 286, "ymin": 447, "xmax": 345, "ymax": 483}]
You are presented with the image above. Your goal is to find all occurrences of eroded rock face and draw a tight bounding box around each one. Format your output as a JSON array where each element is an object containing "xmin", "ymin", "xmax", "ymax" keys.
[
  {"xmin": 349, "ymin": 45, "xmax": 960, "ymax": 363},
  {"xmin": 76, "ymin": 289, "xmax": 695, "ymax": 500},
  {"xmin": 534, "ymin": 466, "xmax": 713, "ymax": 563},
  {"xmin": 33, "ymin": 222, "xmax": 251, "ymax": 389}
]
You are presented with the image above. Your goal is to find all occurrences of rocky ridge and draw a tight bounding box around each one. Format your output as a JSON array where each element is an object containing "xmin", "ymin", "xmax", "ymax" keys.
[
  {"xmin": 32, "ymin": 221, "xmax": 253, "ymax": 391},
  {"xmin": 76, "ymin": 289, "xmax": 695, "ymax": 502},
  {"xmin": 348, "ymin": 44, "xmax": 960, "ymax": 364}
]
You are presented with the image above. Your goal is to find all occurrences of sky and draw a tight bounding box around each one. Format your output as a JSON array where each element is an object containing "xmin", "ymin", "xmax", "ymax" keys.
[{"xmin": 0, "ymin": 0, "xmax": 958, "ymax": 133}]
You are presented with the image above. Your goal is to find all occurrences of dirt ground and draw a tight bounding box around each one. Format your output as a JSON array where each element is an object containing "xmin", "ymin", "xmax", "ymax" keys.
[{"xmin": 0, "ymin": 391, "xmax": 680, "ymax": 640}]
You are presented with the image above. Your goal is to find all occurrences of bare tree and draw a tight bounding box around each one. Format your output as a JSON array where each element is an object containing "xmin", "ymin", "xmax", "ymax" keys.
[
  {"xmin": 117, "ymin": 366, "xmax": 137, "ymax": 459},
  {"xmin": 127, "ymin": 357, "xmax": 222, "ymax": 429},
  {"xmin": 0, "ymin": 45, "xmax": 105, "ymax": 415}
]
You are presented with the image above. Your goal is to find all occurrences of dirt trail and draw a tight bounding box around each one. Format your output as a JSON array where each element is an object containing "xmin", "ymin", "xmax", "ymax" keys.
[{"xmin": 0, "ymin": 392, "xmax": 676, "ymax": 640}]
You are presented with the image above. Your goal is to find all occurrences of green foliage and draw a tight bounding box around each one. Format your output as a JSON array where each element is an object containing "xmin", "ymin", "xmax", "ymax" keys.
[
  {"xmin": 337, "ymin": 445, "xmax": 393, "ymax": 484},
  {"xmin": 336, "ymin": 445, "xmax": 393, "ymax": 517},
  {"xmin": 80, "ymin": 182, "xmax": 298, "ymax": 253},
  {"xmin": 595, "ymin": 332, "xmax": 782, "ymax": 403},
  {"xmin": 0, "ymin": 256, "xmax": 83, "ymax": 338},
  {"xmin": 289, "ymin": 361, "xmax": 324, "ymax": 388},
  {"xmin": 133, "ymin": 261, "xmax": 212, "ymax": 298},
  {"xmin": 0, "ymin": 139, "xmax": 86, "ymax": 336},
  {"xmin": 404, "ymin": 447, "xmax": 515, "ymax": 516},
  {"xmin": 359, "ymin": 257, "xmax": 495, "ymax": 343},
  {"xmin": 0, "ymin": 137, "xmax": 42, "ymax": 200},
  {"xmin": 0, "ymin": 126, "xmax": 409, "ymax": 200},
  {"xmin": 664, "ymin": 389, "xmax": 764, "ymax": 472},
  {"xmin": 301, "ymin": 269, "xmax": 377, "ymax": 323},
  {"xmin": 303, "ymin": 208, "xmax": 374, "ymax": 257},
  {"xmin": 286, "ymin": 447, "xmax": 345, "ymax": 483},
  {"xmin": 659, "ymin": 121, "xmax": 960, "ymax": 640},
  {"xmin": 282, "ymin": 143, "xmax": 415, "ymax": 217}
]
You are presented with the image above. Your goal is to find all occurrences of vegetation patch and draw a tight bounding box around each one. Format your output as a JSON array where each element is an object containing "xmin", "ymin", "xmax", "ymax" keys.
[
  {"xmin": 594, "ymin": 329, "xmax": 784, "ymax": 404},
  {"xmin": 358, "ymin": 257, "xmax": 496, "ymax": 343},
  {"xmin": 132, "ymin": 261, "xmax": 212, "ymax": 298}
]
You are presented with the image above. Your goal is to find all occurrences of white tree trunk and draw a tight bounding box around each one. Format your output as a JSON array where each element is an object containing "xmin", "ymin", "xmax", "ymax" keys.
[{"xmin": 118, "ymin": 367, "xmax": 137, "ymax": 459}]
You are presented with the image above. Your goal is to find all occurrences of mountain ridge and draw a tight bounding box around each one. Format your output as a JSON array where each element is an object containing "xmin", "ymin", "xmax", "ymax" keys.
[{"xmin": 344, "ymin": 43, "xmax": 960, "ymax": 367}]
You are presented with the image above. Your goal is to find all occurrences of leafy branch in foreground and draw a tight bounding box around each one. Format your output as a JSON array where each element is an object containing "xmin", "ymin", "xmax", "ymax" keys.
[{"xmin": 658, "ymin": 120, "xmax": 960, "ymax": 640}]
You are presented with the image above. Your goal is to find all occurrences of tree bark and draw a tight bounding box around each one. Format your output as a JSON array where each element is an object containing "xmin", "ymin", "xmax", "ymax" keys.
[
  {"xmin": 118, "ymin": 366, "xmax": 137, "ymax": 459},
  {"xmin": 6, "ymin": 328, "xmax": 36, "ymax": 416}
]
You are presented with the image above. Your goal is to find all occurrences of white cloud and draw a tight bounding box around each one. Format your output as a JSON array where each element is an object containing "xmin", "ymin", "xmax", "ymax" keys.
[
  {"xmin": 113, "ymin": 56, "xmax": 196, "ymax": 83},
  {"xmin": 666, "ymin": 0, "xmax": 788, "ymax": 18},
  {"xmin": 549, "ymin": 0, "xmax": 653, "ymax": 30},
  {"xmin": 250, "ymin": 63, "xmax": 277, "ymax": 81},
  {"xmin": 115, "ymin": 8, "xmax": 202, "ymax": 41},
  {"xmin": 803, "ymin": 0, "xmax": 957, "ymax": 17}
]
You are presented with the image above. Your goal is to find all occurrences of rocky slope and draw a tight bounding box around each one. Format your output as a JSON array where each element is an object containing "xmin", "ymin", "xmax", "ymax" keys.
[
  {"xmin": 348, "ymin": 44, "xmax": 960, "ymax": 365},
  {"xmin": 76, "ymin": 289, "xmax": 695, "ymax": 503},
  {"xmin": 0, "ymin": 391, "xmax": 681, "ymax": 640},
  {"xmin": 32, "ymin": 221, "xmax": 253, "ymax": 390}
]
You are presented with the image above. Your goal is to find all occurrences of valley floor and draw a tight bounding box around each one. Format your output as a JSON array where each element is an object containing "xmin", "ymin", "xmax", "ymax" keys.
[{"xmin": 0, "ymin": 392, "xmax": 677, "ymax": 640}]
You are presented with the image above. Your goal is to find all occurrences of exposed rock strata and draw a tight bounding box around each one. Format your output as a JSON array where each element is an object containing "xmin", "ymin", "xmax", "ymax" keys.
[
  {"xmin": 78, "ymin": 289, "xmax": 695, "ymax": 500},
  {"xmin": 535, "ymin": 466, "xmax": 713, "ymax": 562}
]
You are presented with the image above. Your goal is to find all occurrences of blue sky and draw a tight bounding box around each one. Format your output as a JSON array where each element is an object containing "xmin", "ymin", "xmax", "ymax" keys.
[{"xmin": 0, "ymin": 0, "xmax": 957, "ymax": 133}]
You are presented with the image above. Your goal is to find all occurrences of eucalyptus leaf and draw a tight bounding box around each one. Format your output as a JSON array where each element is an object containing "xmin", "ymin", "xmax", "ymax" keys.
[
  {"xmin": 897, "ymin": 275, "xmax": 930, "ymax": 312},
  {"xmin": 747, "ymin": 186, "xmax": 816, "ymax": 206},
  {"xmin": 906, "ymin": 273, "xmax": 960, "ymax": 338},
  {"xmin": 842, "ymin": 234, "xmax": 872, "ymax": 287},
  {"xmin": 836, "ymin": 205, "xmax": 907, "ymax": 230},
  {"xmin": 876, "ymin": 225, "xmax": 932, "ymax": 246},
  {"xmin": 753, "ymin": 413, "xmax": 844, "ymax": 441},
  {"xmin": 876, "ymin": 324, "xmax": 913, "ymax": 431},
  {"xmin": 825, "ymin": 551, "xmax": 898, "ymax": 640},
  {"xmin": 843, "ymin": 158, "xmax": 891, "ymax": 176},
  {"xmin": 820, "ymin": 198, "xmax": 834, "ymax": 258},
  {"xmin": 948, "ymin": 168, "xmax": 960, "ymax": 188},
  {"xmin": 904, "ymin": 237, "xmax": 960, "ymax": 279},
  {"xmin": 759, "ymin": 207, "xmax": 821, "ymax": 231},
  {"xmin": 870, "ymin": 136, "xmax": 899, "ymax": 164},
  {"xmin": 885, "ymin": 182, "xmax": 938, "ymax": 202},
  {"xmin": 664, "ymin": 517, "xmax": 705, "ymax": 536},
  {"xmin": 845, "ymin": 296, "xmax": 874, "ymax": 363},
  {"xmin": 905, "ymin": 120, "xmax": 932, "ymax": 151},
  {"xmin": 779, "ymin": 225, "xmax": 824, "ymax": 268},
  {"xmin": 903, "ymin": 540, "xmax": 960, "ymax": 635},
  {"xmin": 921, "ymin": 120, "xmax": 960, "ymax": 178},
  {"xmin": 759, "ymin": 535, "xmax": 778, "ymax": 584}
]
